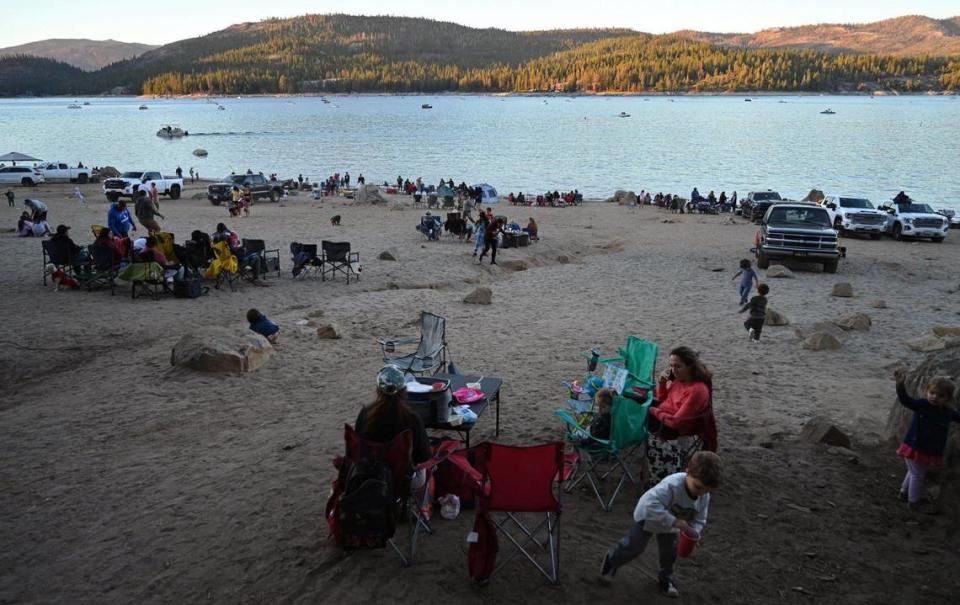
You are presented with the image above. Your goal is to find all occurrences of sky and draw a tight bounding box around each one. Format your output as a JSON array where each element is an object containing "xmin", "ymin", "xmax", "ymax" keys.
[{"xmin": 1, "ymin": 0, "xmax": 957, "ymax": 48}]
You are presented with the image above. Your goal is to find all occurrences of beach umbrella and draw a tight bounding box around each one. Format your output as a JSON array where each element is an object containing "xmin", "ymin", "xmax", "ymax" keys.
[{"xmin": 0, "ymin": 152, "xmax": 42, "ymax": 165}]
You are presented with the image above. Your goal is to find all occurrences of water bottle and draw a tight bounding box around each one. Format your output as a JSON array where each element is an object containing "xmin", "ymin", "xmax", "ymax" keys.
[{"xmin": 587, "ymin": 348, "xmax": 601, "ymax": 372}]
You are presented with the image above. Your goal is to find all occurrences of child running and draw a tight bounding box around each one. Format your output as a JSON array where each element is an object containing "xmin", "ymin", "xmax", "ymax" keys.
[
  {"xmin": 739, "ymin": 283, "xmax": 769, "ymax": 342},
  {"xmin": 893, "ymin": 368, "xmax": 959, "ymax": 511},
  {"xmin": 731, "ymin": 259, "xmax": 759, "ymax": 305},
  {"xmin": 600, "ymin": 451, "xmax": 721, "ymax": 598}
]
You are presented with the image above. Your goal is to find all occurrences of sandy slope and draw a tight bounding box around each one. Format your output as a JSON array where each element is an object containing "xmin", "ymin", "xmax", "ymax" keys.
[{"xmin": 1, "ymin": 181, "xmax": 958, "ymax": 604}]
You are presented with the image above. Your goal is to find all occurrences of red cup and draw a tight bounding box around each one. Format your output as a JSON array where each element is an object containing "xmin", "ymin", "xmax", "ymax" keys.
[{"xmin": 676, "ymin": 532, "xmax": 699, "ymax": 558}]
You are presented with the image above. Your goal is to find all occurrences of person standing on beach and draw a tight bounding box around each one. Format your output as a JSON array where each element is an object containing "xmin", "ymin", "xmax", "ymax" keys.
[
  {"xmin": 135, "ymin": 190, "xmax": 164, "ymax": 233},
  {"xmin": 731, "ymin": 259, "xmax": 759, "ymax": 305},
  {"xmin": 739, "ymin": 283, "xmax": 768, "ymax": 342},
  {"xmin": 189, "ymin": 167, "xmax": 195, "ymax": 182},
  {"xmin": 478, "ymin": 217, "xmax": 506, "ymax": 265},
  {"xmin": 6, "ymin": 189, "xmax": 15, "ymax": 207},
  {"xmin": 176, "ymin": 166, "xmax": 183, "ymax": 179},
  {"xmin": 357, "ymin": 173, "xmax": 365, "ymax": 185},
  {"xmin": 108, "ymin": 199, "xmax": 137, "ymax": 237}
]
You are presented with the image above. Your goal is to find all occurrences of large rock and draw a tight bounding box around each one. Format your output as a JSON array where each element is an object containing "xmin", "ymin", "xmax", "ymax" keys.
[
  {"xmin": 356, "ymin": 184, "xmax": 388, "ymax": 204},
  {"xmin": 499, "ymin": 260, "xmax": 528, "ymax": 271},
  {"xmin": 463, "ymin": 287, "xmax": 492, "ymax": 305},
  {"xmin": 766, "ymin": 309, "xmax": 789, "ymax": 326},
  {"xmin": 795, "ymin": 322, "xmax": 846, "ymax": 341},
  {"xmin": 831, "ymin": 282, "xmax": 854, "ymax": 297},
  {"xmin": 886, "ymin": 348, "xmax": 960, "ymax": 520},
  {"xmin": 192, "ymin": 148, "xmax": 208, "ymax": 157},
  {"xmin": 98, "ymin": 166, "xmax": 120, "ymax": 178},
  {"xmin": 906, "ymin": 335, "xmax": 946, "ymax": 352},
  {"xmin": 834, "ymin": 312, "xmax": 871, "ymax": 331},
  {"xmin": 871, "ymin": 299, "xmax": 888, "ymax": 309},
  {"xmin": 932, "ymin": 326, "xmax": 960, "ymax": 338},
  {"xmin": 171, "ymin": 327, "xmax": 274, "ymax": 373},
  {"xmin": 316, "ymin": 324, "xmax": 341, "ymax": 339},
  {"xmin": 378, "ymin": 249, "xmax": 398, "ymax": 261},
  {"xmin": 766, "ymin": 265, "xmax": 794, "ymax": 278},
  {"xmin": 605, "ymin": 190, "xmax": 637, "ymax": 205},
  {"xmin": 802, "ymin": 332, "xmax": 843, "ymax": 351},
  {"xmin": 800, "ymin": 416, "xmax": 852, "ymax": 449}
]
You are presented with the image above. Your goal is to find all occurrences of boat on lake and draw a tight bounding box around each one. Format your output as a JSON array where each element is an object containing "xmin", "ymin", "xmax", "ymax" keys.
[
  {"xmin": 67, "ymin": 103, "xmax": 82, "ymax": 109},
  {"xmin": 820, "ymin": 108, "xmax": 836, "ymax": 114},
  {"xmin": 157, "ymin": 125, "xmax": 187, "ymax": 138},
  {"xmin": 139, "ymin": 105, "xmax": 148, "ymax": 110},
  {"xmin": 421, "ymin": 104, "xmax": 433, "ymax": 109},
  {"xmin": 618, "ymin": 112, "xmax": 630, "ymax": 118}
]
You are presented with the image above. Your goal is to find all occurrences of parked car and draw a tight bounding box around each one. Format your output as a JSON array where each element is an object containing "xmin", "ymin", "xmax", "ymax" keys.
[
  {"xmin": 207, "ymin": 174, "xmax": 284, "ymax": 205},
  {"xmin": 933, "ymin": 206, "xmax": 960, "ymax": 229},
  {"xmin": 878, "ymin": 200, "xmax": 949, "ymax": 243},
  {"xmin": 0, "ymin": 166, "xmax": 45, "ymax": 186},
  {"xmin": 755, "ymin": 203, "xmax": 840, "ymax": 273},
  {"xmin": 36, "ymin": 162, "xmax": 96, "ymax": 183},
  {"xmin": 103, "ymin": 171, "xmax": 183, "ymax": 202},
  {"xmin": 820, "ymin": 195, "xmax": 886, "ymax": 239},
  {"xmin": 740, "ymin": 190, "xmax": 784, "ymax": 222}
]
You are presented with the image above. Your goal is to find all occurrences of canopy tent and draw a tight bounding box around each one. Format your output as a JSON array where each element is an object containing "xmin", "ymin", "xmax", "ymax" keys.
[
  {"xmin": 472, "ymin": 183, "xmax": 499, "ymax": 204},
  {"xmin": 437, "ymin": 184, "xmax": 455, "ymax": 198},
  {"xmin": 0, "ymin": 152, "xmax": 42, "ymax": 165}
]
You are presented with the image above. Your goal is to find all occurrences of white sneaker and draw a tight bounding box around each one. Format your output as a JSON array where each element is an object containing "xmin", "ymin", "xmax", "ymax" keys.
[
  {"xmin": 748, "ymin": 328, "xmax": 755, "ymax": 341},
  {"xmin": 660, "ymin": 579, "xmax": 680, "ymax": 598}
]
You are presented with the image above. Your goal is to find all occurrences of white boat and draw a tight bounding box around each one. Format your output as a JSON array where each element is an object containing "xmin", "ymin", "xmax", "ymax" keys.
[
  {"xmin": 421, "ymin": 103, "xmax": 433, "ymax": 109},
  {"xmin": 820, "ymin": 108, "xmax": 836, "ymax": 115},
  {"xmin": 139, "ymin": 105, "xmax": 148, "ymax": 110},
  {"xmin": 217, "ymin": 105, "xmax": 226, "ymax": 110},
  {"xmin": 82, "ymin": 101, "xmax": 90, "ymax": 106},
  {"xmin": 618, "ymin": 112, "xmax": 630, "ymax": 118},
  {"xmin": 157, "ymin": 125, "xmax": 187, "ymax": 138}
]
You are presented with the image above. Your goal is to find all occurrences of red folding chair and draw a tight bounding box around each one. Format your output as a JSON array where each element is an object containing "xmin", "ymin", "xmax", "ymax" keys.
[{"xmin": 449, "ymin": 441, "xmax": 569, "ymax": 584}]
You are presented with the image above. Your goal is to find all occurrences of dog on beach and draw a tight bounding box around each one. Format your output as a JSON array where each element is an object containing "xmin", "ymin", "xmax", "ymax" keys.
[{"xmin": 330, "ymin": 215, "xmax": 341, "ymax": 226}]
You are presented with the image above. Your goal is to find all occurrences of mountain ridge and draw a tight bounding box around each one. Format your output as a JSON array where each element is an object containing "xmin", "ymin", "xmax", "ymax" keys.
[{"xmin": 0, "ymin": 38, "xmax": 158, "ymax": 71}]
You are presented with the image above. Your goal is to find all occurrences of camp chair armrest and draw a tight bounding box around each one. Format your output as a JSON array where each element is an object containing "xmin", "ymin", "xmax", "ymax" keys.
[{"xmin": 377, "ymin": 336, "xmax": 419, "ymax": 346}]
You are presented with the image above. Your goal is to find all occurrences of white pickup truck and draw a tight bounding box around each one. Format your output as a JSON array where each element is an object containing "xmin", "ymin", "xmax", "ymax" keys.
[
  {"xmin": 820, "ymin": 195, "xmax": 886, "ymax": 239},
  {"xmin": 878, "ymin": 199, "xmax": 949, "ymax": 243},
  {"xmin": 103, "ymin": 171, "xmax": 183, "ymax": 202},
  {"xmin": 36, "ymin": 162, "xmax": 96, "ymax": 183}
]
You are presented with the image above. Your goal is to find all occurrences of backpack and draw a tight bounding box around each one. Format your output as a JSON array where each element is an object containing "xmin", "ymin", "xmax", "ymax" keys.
[{"xmin": 338, "ymin": 456, "xmax": 399, "ymax": 550}]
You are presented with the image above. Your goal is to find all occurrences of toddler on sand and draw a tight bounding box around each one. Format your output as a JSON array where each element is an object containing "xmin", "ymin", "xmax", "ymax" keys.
[
  {"xmin": 247, "ymin": 309, "xmax": 280, "ymax": 344},
  {"xmin": 739, "ymin": 283, "xmax": 769, "ymax": 342},
  {"xmin": 732, "ymin": 259, "xmax": 759, "ymax": 305}
]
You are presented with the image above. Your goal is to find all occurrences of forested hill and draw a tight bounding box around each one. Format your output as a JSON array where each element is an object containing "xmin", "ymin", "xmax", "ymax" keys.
[{"xmin": 2, "ymin": 14, "xmax": 960, "ymax": 96}]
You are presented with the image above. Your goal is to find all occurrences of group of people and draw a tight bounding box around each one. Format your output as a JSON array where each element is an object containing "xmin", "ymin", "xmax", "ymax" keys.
[{"xmin": 507, "ymin": 190, "xmax": 582, "ymax": 207}]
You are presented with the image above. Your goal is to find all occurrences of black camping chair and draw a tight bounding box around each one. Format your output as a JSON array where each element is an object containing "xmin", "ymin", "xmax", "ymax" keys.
[
  {"xmin": 321, "ymin": 240, "xmax": 360, "ymax": 284},
  {"xmin": 239, "ymin": 238, "xmax": 281, "ymax": 283},
  {"xmin": 41, "ymin": 239, "xmax": 78, "ymax": 286},
  {"xmin": 290, "ymin": 242, "xmax": 323, "ymax": 279},
  {"xmin": 75, "ymin": 244, "xmax": 117, "ymax": 294},
  {"xmin": 377, "ymin": 311, "xmax": 448, "ymax": 376}
]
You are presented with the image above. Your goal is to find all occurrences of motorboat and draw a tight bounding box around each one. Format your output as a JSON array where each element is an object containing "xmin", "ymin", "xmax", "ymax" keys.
[
  {"xmin": 157, "ymin": 125, "xmax": 187, "ymax": 138},
  {"xmin": 744, "ymin": 98, "xmax": 752, "ymax": 102},
  {"xmin": 67, "ymin": 103, "xmax": 82, "ymax": 109},
  {"xmin": 322, "ymin": 98, "xmax": 331, "ymax": 104},
  {"xmin": 139, "ymin": 105, "xmax": 148, "ymax": 110},
  {"xmin": 82, "ymin": 101, "xmax": 90, "ymax": 106},
  {"xmin": 820, "ymin": 108, "xmax": 836, "ymax": 114},
  {"xmin": 421, "ymin": 103, "xmax": 433, "ymax": 109},
  {"xmin": 618, "ymin": 112, "xmax": 630, "ymax": 118},
  {"xmin": 217, "ymin": 105, "xmax": 226, "ymax": 110}
]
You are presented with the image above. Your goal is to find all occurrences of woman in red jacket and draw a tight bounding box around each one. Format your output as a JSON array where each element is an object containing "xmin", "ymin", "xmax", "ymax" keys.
[{"xmin": 647, "ymin": 346, "xmax": 717, "ymax": 451}]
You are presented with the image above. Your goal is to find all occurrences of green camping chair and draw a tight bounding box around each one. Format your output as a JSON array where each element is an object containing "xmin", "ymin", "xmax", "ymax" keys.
[
  {"xmin": 565, "ymin": 337, "xmax": 658, "ymax": 422},
  {"xmin": 555, "ymin": 390, "xmax": 651, "ymax": 512}
]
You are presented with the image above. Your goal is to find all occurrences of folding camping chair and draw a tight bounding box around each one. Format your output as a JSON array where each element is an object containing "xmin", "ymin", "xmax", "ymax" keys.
[
  {"xmin": 290, "ymin": 242, "xmax": 323, "ymax": 279},
  {"xmin": 377, "ymin": 311, "xmax": 448, "ymax": 376},
  {"xmin": 239, "ymin": 238, "xmax": 281, "ymax": 283},
  {"xmin": 555, "ymin": 389, "xmax": 651, "ymax": 512},
  {"xmin": 565, "ymin": 337, "xmax": 658, "ymax": 423},
  {"xmin": 326, "ymin": 425, "xmax": 457, "ymax": 566},
  {"xmin": 205, "ymin": 240, "xmax": 240, "ymax": 290},
  {"xmin": 75, "ymin": 244, "xmax": 117, "ymax": 294},
  {"xmin": 417, "ymin": 215, "xmax": 442, "ymax": 241},
  {"xmin": 41, "ymin": 239, "xmax": 78, "ymax": 286},
  {"xmin": 447, "ymin": 441, "xmax": 569, "ymax": 585},
  {"xmin": 321, "ymin": 240, "xmax": 361, "ymax": 284},
  {"xmin": 644, "ymin": 390, "xmax": 718, "ymax": 485},
  {"xmin": 118, "ymin": 261, "xmax": 168, "ymax": 300}
]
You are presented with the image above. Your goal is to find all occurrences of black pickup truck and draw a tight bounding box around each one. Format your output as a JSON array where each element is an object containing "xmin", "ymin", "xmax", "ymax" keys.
[
  {"xmin": 755, "ymin": 203, "xmax": 841, "ymax": 273},
  {"xmin": 207, "ymin": 174, "xmax": 284, "ymax": 205}
]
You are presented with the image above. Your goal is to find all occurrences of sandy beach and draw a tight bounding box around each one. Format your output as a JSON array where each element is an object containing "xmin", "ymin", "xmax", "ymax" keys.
[{"xmin": 1, "ymin": 180, "xmax": 958, "ymax": 604}]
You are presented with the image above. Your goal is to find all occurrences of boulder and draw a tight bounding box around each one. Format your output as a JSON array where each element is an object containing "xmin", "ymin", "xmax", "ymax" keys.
[
  {"xmin": 766, "ymin": 309, "xmax": 789, "ymax": 326},
  {"xmin": 932, "ymin": 326, "xmax": 960, "ymax": 338},
  {"xmin": 463, "ymin": 287, "xmax": 492, "ymax": 305},
  {"xmin": 906, "ymin": 335, "xmax": 946, "ymax": 352},
  {"xmin": 800, "ymin": 416, "xmax": 852, "ymax": 449},
  {"xmin": 316, "ymin": 324, "xmax": 341, "ymax": 339},
  {"xmin": 192, "ymin": 148, "xmax": 208, "ymax": 157},
  {"xmin": 499, "ymin": 260, "xmax": 528, "ymax": 271},
  {"xmin": 605, "ymin": 190, "xmax": 637, "ymax": 205},
  {"xmin": 170, "ymin": 327, "xmax": 274, "ymax": 373},
  {"xmin": 356, "ymin": 184, "xmax": 388, "ymax": 204},
  {"xmin": 871, "ymin": 299, "xmax": 888, "ymax": 309},
  {"xmin": 795, "ymin": 322, "xmax": 846, "ymax": 341},
  {"xmin": 766, "ymin": 265, "xmax": 794, "ymax": 278},
  {"xmin": 834, "ymin": 312, "xmax": 872, "ymax": 331},
  {"xmin": 98, "ymin": 166, "xmax": 120, "ymax": 178},
  {"xmin": 378, "ymin": 249, "xmax": 398, "ymax": 261},
  {"xmin": 886, "ymin": 348, "xmax": 960, "ymax": 520},
  {"xmin": 556, "ymin": 255, "xmax": 570, "ymax": 264},
  {"xmin": 802, "ymin": 332, "xmax": 843, "ymax": 351},
  {"xmin": 831, "ymin": 282, "xmax": 854, "ymax": 297}
]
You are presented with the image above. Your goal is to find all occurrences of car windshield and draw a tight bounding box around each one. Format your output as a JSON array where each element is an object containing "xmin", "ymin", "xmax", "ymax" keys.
[
  {"xmin": 753, "ymin": 192, "xmax": 782, "ymax": 201},
  {"xmin": 898, "ymin": 203, "xmax": 935, "ymax": 214},
  {"xmin": 767, "ymin": 207, "xmax": 831, "ymax": 227},
  {"xmin": 121, "ymin": 172, "xmax": 144, "ymax": 178},
  {"xmin": 839, "ymin": 198, "xmax": 872, "ymax": 209}
]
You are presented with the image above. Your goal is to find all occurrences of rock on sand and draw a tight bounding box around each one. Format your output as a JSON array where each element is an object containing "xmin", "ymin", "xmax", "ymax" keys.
[
  {"xmin": 766, "ymin": 309, "xmax": 789, "ymax": 326},
  {"xmin": 906, "ymin": 335, "xmax": 946, "ymax": 352},
  {"xmin": 801, "ymin": 416, "xmax": 852, "ymax": 449},
  {"xmin": 831, "ymin": 282, "xmax": 854, "ymax": 297},
  {"xmin": 171, "ymin": 327, "xmax": 274, "ymax": 373},
  {"xmin": 464, "ymin": 287, "xmax": 492, "ymax": 305},
  {"xmin": 378, "ymin": 249, "xmax": 398, "ymax": 261},
  {"xmin": 802, "ymin": 332, "xmax": 843, "ymax": 351},
  {"xmin": 316, "ymin": 324, "xmax": 341, "ymax": 339},
  {"xmin": 834, "ymin": 312, "xmax": 871, "ymax": 331},
  {"xmin": 766, "ymin": 265, "xmax": 793, "ymax": 278}
]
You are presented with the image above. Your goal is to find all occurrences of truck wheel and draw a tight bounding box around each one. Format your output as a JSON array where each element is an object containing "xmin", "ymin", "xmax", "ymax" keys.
[
  {"xmin": 77, "ymin": 173, "xmax": 89, "ymax": 184},
  {"xmin": 756, "ymin": 250, "xmax": 770, "ymax": 269},
  {"xmin": 168, "ymin": 185, "xmax": 181, "ymax": 200},
  {"xmin": 21, "ymin": 177, "xmax": 34, "ymax": 186},
  {"xmin": 870, "ymin": 233, "xmax": 881, "ymax": 240},
  {"xmin": 106, "ymin": 192, "xmax": 120, "ymax": 203},
  {"xmin": 209, "ymin": 199, "xmax": 222, "ymax": 206},
  {"xmin": 893, "ymin": 223, "xmax": 904, "ymax": 241},
  {"xmin": 823, "ymin": 259, "xmax": 839, "ymax": 274},
  {"xmin": 269, "ymin": 189, "xmax": 279, "ymax": 203}
]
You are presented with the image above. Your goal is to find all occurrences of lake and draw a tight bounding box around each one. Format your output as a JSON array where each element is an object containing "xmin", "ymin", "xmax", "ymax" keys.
[{"xmin": 0, "ymin": 94, "xmax": 957, "ymax": 209}]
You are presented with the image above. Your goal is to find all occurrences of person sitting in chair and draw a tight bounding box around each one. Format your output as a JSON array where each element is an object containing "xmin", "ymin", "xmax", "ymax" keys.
[
  {"xmin": 647, "ymin": 346, "xmax": 717, "ymax": 451},
  {"xmin": 139, "ymin": 235, "xmax": 183, "ymax": 282},
  {"xmin": 212, "ymin": 223, "xmax": 240, "ymax": 251},
  {"xmin": 354, "ymin": 365, "xmax": 432, "ymax": 489},
  {"xmin": 420, "ymin": 212, "xmax": 442, "ymax": 240},
  {"xmin": 95, "ymin": 228, "xmax": 126, "ymax": 266},
  {"xmin": 523, "ymin": 217, "xmax": 539, "ymax": 240}
]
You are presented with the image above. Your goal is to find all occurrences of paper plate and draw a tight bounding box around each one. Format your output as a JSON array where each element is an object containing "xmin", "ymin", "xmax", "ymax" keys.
[{"xmin": 453, "ymin": 387, "xmax": 484, "ymax": 404}]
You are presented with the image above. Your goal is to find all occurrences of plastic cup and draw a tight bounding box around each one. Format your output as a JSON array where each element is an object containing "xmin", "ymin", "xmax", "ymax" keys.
[{"xmin": 676, "ymin": 532, "xmax": 700, "ymax": 558}]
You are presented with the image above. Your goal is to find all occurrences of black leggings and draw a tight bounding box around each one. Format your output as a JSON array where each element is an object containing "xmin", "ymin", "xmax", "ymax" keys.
[{"xmin": 479, "ymin": 239, "xmax": 498, "ymax": 263}]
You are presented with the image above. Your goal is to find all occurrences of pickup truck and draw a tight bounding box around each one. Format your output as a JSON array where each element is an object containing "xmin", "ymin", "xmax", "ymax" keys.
[
  {"xmin": 207, "ymin": 173, "xmax": 284, "ymax": 205},
  {"xmin": 878, "ymin": 200, "xmax": 949, "ymax": 242},
  {"xmin": 36, "ymin": 162, "xmax": 96, "ymax": 183},
  {"xmin": 820, "ymin": 195, "xmax": 886, "ymax": 239},
  {"xmin": 103, "ymin": 171, "xmax": 183, "ymax": 202},
  {"xmin": 739, "ymin": 190, "xmax": 785, "ymax": 223},
  {"xmin": 755, "ymin": 203, "xmax": 841, "ymax": 273}
]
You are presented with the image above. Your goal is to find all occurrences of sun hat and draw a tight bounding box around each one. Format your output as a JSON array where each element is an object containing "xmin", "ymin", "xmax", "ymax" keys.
[{"xmin": 376, "ymin": 365, "xmax": 407, "ymax": 395}]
